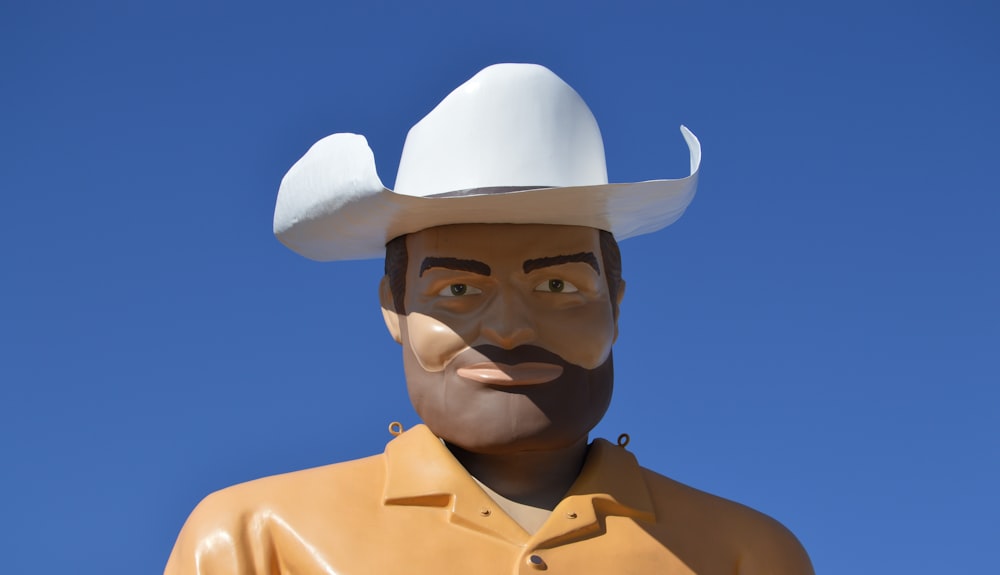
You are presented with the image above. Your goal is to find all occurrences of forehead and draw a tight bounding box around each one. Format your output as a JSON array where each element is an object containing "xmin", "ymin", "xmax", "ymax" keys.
[{"xmin": 404, "ymin": 224, "xmax": 602, "ymax": 263}]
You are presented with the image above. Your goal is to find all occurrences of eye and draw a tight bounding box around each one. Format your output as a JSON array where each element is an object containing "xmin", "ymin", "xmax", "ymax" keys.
[
  {"xmin": 534, "ymin": 279, "xmax": 579, "ymax": 293},
  {"xmin": 437, "ymin": 283, "xmax": 483, "ymax": 297}
]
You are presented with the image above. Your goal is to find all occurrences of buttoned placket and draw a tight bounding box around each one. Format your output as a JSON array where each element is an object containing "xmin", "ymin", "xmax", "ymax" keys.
[
  {"xmin": 512, "ymin": 495, "xmax": 599, "ymax": 574},
  {"xmin": 382, "ymin": 425, "xmax": 657, "ymax": 574}
]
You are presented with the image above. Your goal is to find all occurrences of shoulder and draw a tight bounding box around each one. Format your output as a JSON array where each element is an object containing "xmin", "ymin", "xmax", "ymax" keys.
[
  {"xmin": 190, "ymin": 453, "xmax": 384, "ymax": 521},
  {"xmin": 641, "ymin": 468, "xmax": 814, "ymax": 575},
  {"xmin": 165, "ymin": 454, "xmax": 385, "ymax": 574}
]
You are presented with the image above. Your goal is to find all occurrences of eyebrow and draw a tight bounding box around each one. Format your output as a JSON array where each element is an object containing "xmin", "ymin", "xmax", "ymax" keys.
[
  {"xmin": 419, "ymin": 257, "xmax": 492, "ymax": 277},
  {"xmin": 523, "ymin": 252, "xmax": 600, "ymax": 275}
]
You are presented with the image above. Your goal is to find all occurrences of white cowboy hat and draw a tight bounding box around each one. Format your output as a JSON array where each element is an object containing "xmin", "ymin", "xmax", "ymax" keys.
[{"xmin": 274, "ymin": 63, "xmax": 701, "ymax": 262}]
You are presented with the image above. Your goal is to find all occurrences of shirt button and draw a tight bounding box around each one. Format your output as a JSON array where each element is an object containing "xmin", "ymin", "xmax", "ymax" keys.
[{"xmin": 527, "ymin": 554, "xmax": 547, "ymax": 570}]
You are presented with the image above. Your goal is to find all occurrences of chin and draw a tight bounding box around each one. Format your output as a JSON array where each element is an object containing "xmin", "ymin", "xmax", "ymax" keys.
[
  {"xmin": 404, "ymin": 353, "xmax": 614, "ymax": 455},
  {"xmin": 424, "ymin": 403, "xmax": 598, "ymax": 456}
]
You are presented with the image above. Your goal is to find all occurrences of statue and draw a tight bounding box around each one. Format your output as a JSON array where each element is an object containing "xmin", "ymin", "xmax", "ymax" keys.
[{"xmin": 165, "ymin": 63, "xmax": 813, "ymax": 574}]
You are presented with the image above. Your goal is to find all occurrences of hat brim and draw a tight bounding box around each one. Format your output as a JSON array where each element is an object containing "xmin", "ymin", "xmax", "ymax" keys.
[{"xmin": 274, "ymin": 127, "xmax": 701, "ymax": 262}]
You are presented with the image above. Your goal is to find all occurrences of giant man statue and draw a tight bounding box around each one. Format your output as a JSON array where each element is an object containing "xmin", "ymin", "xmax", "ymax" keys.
[{"xmin": 165, "ymin": 63, "xmax": 814, "ymax": 575}]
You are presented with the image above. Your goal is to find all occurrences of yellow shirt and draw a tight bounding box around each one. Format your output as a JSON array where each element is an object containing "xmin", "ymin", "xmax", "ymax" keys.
[{"xmin": 165, "ymin": 424, "xmax": 812, "ymax": 575}]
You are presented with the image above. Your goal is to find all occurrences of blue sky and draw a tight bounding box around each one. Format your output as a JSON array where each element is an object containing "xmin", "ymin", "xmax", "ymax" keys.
[{"xmin": 2, "ymin": 1, "xmax": 997, "ymax": 573}]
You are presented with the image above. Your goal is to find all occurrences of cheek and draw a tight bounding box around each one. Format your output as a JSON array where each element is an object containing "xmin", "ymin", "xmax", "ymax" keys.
[
  {"xmin": 540, "ymin": 306, "xmax": 616, "ymax": 369},
  {"xmin": 403, "ymin": 312, "xmax": 470, "ymax": 372}
]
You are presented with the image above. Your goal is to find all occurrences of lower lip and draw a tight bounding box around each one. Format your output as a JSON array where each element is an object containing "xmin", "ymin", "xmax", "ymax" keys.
[{"xmin": 456, "ymin": 362, "xmax": 564, "ymax": 386}]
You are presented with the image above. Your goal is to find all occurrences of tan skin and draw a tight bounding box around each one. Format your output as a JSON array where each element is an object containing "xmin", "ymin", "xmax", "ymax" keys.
[{"xmin": 380, "ymin": 224, "xmax": 623, "ymax": 531}]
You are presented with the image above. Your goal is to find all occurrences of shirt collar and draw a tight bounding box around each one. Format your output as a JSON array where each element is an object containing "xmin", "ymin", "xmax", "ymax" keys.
[{"xmin": 382, "ymin": 424, "xmax": 656, "ymax": 541}]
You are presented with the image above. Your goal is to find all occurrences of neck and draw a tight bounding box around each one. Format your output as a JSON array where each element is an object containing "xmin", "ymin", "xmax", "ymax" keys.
[{"xmin": 445, "ymin": 438, "xmax": 589, "ymax": 511}]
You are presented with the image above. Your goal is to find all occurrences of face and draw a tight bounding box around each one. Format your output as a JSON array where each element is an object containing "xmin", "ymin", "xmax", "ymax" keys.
[{"xmin": 380, "ymin": 224, "xmax": 623, "ymax": 454}]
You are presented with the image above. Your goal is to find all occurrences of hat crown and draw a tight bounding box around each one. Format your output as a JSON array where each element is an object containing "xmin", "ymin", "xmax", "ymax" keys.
[
  {"xmin": 274, "ymin": 62, "xmax": 700, "ymax": 262},
  {"xmin": 394, "ymin": 64, "xmax": 608, "ymax": 196}
]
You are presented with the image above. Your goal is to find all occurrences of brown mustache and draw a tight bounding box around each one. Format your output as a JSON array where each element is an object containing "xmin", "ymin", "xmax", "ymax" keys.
[{"xmin": 457, "ymin": 345, "xmax": 572, "ymax": 367}]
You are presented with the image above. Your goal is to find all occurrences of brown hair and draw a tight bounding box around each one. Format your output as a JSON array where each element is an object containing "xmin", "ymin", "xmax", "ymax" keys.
[{"xmin": 384, "ymin": 229, "xmax": 622, "ymax": 316}]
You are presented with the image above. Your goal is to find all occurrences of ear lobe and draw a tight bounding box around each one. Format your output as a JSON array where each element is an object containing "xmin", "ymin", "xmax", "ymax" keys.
[{"xmin": 379, "ymin": 276, "xmax": 402, "ymax": 344}]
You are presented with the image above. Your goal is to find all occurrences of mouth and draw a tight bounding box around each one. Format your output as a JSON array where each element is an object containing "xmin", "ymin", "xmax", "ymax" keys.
[{"xmin": 456, "ymin": 362, "xmax": 564, "ymax": 386}]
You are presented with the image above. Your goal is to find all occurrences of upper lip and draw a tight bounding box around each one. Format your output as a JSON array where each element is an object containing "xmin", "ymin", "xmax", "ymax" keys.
[{"xmin": 456, "ymin": 362, "xmax": 564, "ymax": 386}]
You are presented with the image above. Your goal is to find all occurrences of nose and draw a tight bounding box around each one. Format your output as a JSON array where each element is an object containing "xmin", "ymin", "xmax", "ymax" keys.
[{"xmin": 478, "ymin": 290, "xmax": 537, "ymax": 349}]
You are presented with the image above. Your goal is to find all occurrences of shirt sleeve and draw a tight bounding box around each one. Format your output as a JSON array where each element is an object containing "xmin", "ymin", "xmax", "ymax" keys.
[
  {"xmin": 736, "ymin": 514, "xmax": 815, "ymax": 575},
  {"xmin": 164, "ymin": 491, "xmax": 277, "ymax": 575}
]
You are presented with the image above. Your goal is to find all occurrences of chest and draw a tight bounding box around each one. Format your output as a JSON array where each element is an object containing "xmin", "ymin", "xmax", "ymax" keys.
[{"xmin": 270, "ymin": 504, "xmax": 698, "ymax": 575}]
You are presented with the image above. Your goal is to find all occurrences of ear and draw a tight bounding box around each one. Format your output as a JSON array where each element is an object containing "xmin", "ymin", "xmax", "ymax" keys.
[
  {"xmin": 379, "ymin": 275, "xmax": 402, "ymax": 344},
  {"xmin": 613, "ymin": 279, "xmax": 626, "ymax": 342}
]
